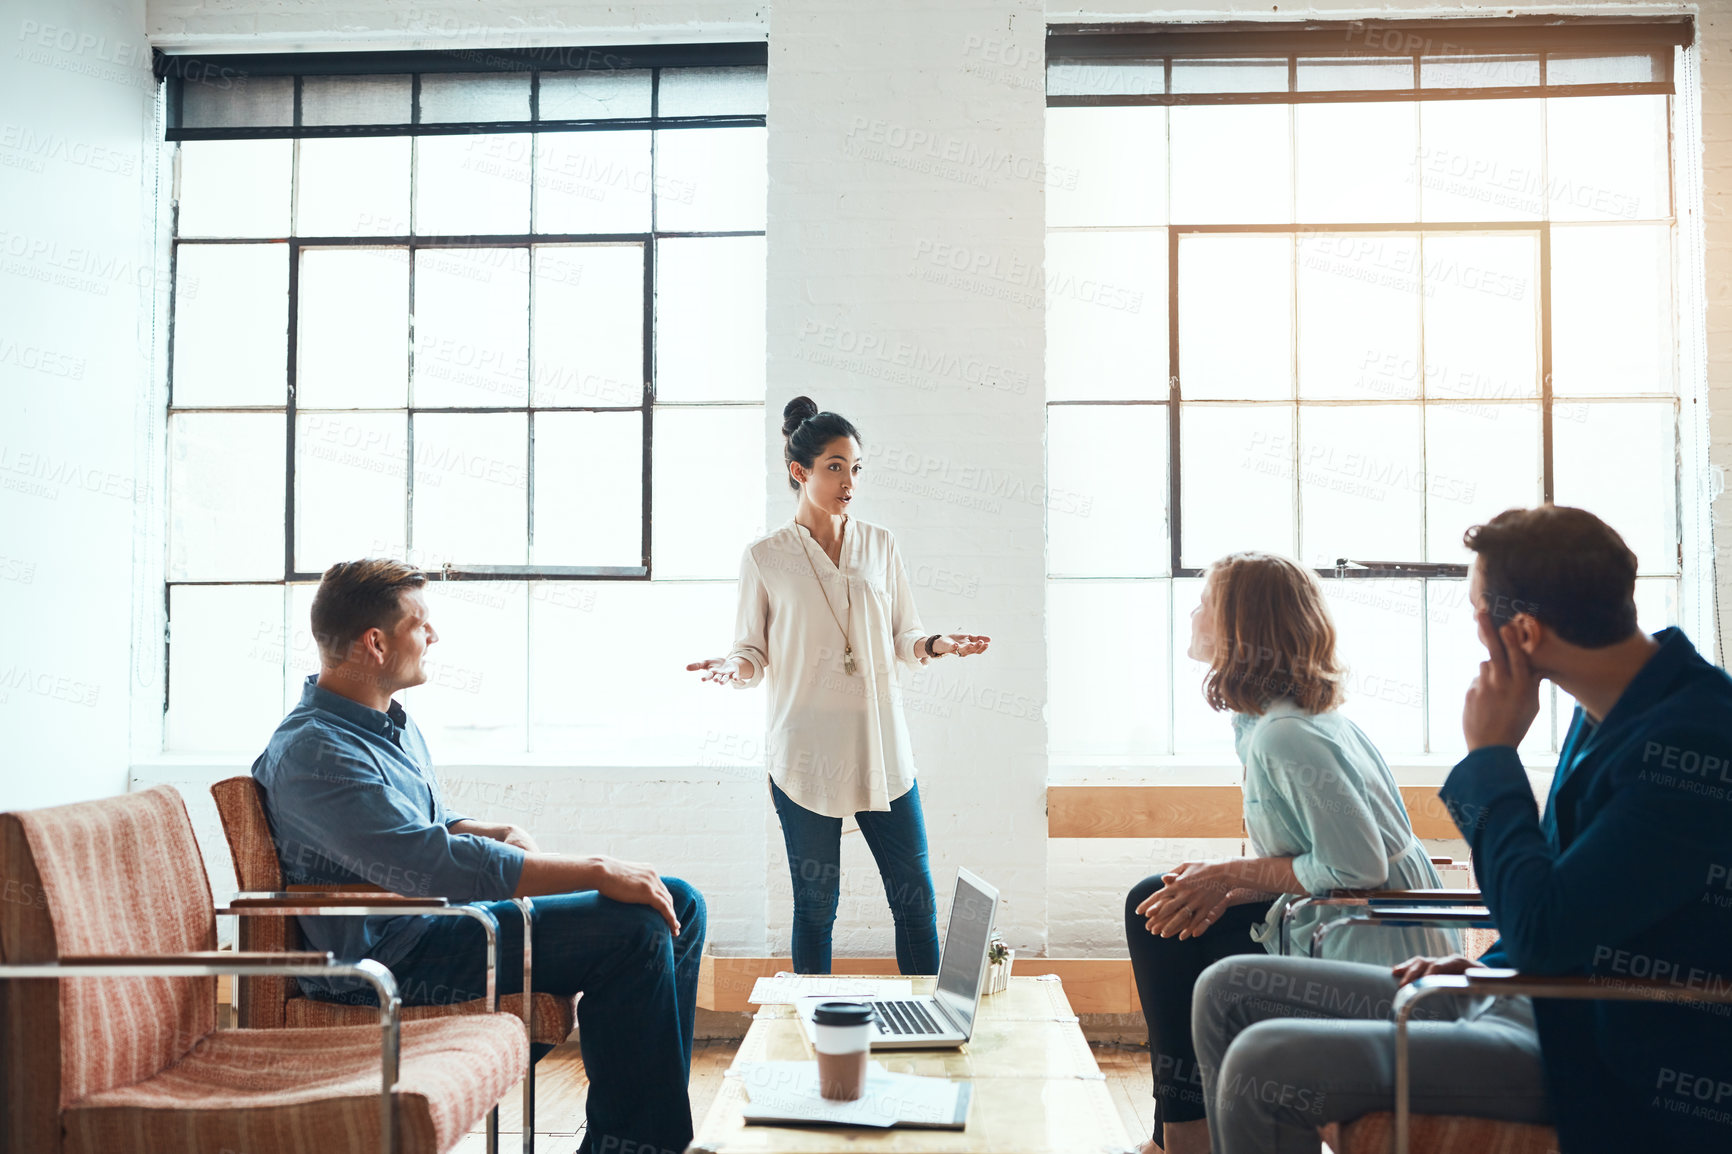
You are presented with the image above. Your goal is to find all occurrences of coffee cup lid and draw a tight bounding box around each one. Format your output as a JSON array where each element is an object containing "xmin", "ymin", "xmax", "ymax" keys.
[{"xmin": 812, "ymin": 1000, "xmax": 876, "ymax": 1026}]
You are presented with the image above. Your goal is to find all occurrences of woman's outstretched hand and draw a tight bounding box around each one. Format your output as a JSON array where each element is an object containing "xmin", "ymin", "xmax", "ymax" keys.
[
  {"xmin": 933, "ymin": 633, "xmax": 991, "ymax": 657},
  {"xmin": 687, "ymin": 656, "xmax": 747, "ymax": 685}
]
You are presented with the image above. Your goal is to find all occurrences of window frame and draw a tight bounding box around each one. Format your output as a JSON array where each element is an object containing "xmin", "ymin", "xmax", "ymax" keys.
[
  {"xmin": 158, "ymin": 45, "xmax": 767, "ymax": 588},
  {"xmin": 1043, "ymin": 20, "xmax": 1693, "ymax": 761},
  {"xmin": 153, "ymin": 46, "xmax": 768, "ymax": 750}
]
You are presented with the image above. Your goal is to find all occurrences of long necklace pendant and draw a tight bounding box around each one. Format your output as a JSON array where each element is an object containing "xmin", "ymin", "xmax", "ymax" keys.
[{"xmin": 843, "ymin": 646, "xmax": 857, "ymax": 675}]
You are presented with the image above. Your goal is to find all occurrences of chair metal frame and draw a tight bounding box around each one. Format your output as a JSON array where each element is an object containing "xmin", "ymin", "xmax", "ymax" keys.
[
  {"xmin": 1290, "ymin": 899, "xmax": 1732, "ymax": 1154},
  {"xmin": 216, "ymin": 893, "xmax": 538, "ymax": 1154},
  {"xmin": 0, "ymin": 954, "xmax": 404, "ymax": 1154},
  {"xmin": 1308, "ymin": 904, "xmax": 1495, "ymax": 957},
  {"xmin": 213, "ymin": 774, "xmax": 548, "ymax": 1153},
  {"xmin": 1394, "ymin": 970, "xmax": 1732, "ymax": 1154},
  {"xmin": 1280, "ymin": 888, "xmax": 1485, "ymax": 956}
]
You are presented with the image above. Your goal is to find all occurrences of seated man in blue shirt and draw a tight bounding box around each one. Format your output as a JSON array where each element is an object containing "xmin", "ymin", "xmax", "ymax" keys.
[
  {"xmin": 254, "ymin": 559, "xmax": 706, "ymax": 1154},
  {"xmin": 1186, "ymin": 506, "xmax": 1732, "ymax": 1154}
]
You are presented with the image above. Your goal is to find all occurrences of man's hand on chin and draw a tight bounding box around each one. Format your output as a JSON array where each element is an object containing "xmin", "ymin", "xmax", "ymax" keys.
[{"xmin": 1463, "ymin": 612, "xmax": 1542, "ymax": 752}]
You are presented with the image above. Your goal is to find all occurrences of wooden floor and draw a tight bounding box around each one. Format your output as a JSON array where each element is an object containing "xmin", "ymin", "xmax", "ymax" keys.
[{"xmin": 452, "ymin": 1039, "xmax": 1161, "ymax": 1152}]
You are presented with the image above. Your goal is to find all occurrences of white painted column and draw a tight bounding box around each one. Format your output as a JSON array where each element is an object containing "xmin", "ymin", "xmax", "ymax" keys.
[{"xmin": 767, "ymin": 0, "xmax": 1050, "ymax": 956}]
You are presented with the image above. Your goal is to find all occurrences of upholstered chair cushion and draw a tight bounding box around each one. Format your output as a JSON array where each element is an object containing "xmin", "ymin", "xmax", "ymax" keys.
[
  {"xmin": 11, "ymin": 786, "xmax": 217, "ymax": 1106},
  {"xmin": 287, "ymin": 988, "xmax": 576, "ymax": 1047},
  {"xmin": 0, "ymin": 805, "xmax": 64, "ymax": 1152},
  {"xmin": 63, "ymin": 1016, "xmax": 528, "ymax": 1154},
  {"xmin": 211, "ymin": 776, "xmax": 292, "ymax": 1028},
  {"xmin": 211, "ymin": 775, "xmax": 285, "ymax": 894},
  {"xmin": 212, "ymin": 776, "xmax": 578, "ymax": 1047}
]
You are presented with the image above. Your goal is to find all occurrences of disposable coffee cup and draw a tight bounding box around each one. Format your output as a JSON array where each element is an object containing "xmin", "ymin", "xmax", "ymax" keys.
[{"xmin": 811, "ymin": 1001, "xmax": 875, "ymax": 1101}]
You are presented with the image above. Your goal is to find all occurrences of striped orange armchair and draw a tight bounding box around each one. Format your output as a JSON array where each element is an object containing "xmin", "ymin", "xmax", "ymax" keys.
[
  {"xmin": 211, "ymin": 775, "xmax": 578, "ymax": 1154},
  {"xmin": 210, "ymin": 776, "xmax": 576, "ymax": 1047},
  {"xmin": 0, "ymin": 784, "xmax": 526, "ymax": 1154}
]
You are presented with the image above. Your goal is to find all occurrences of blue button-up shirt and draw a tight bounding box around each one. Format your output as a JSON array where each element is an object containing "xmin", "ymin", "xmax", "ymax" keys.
[{"xmin": 252, "ymin": 676, "xmax": 527, "ymax": 998}]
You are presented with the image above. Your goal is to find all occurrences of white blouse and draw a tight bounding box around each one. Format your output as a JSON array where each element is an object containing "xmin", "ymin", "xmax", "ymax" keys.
[{"xmin": 727, "ymin": 518, "xmax": 932, "ymax": 818}]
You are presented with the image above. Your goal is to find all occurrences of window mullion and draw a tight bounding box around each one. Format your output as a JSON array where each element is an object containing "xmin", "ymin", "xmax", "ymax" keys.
[{"xmin": 285, "ymin": 241, "xmax": 299, "ymax": 582}]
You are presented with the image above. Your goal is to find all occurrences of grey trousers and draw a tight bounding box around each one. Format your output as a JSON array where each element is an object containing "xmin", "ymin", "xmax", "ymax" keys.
[{"xmin": 1191, "ymin": 955, "xmax": 1551, "ymax": 1154}]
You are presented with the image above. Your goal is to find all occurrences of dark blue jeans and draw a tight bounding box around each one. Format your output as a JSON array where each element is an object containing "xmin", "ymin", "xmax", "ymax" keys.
[
  {"xmin": 770, "ymin": 779, "xmax": 939, "ymax": 975},
  {"xmin": 376, "ymin": 879, "xmax": 705, "ymax": 1154}
]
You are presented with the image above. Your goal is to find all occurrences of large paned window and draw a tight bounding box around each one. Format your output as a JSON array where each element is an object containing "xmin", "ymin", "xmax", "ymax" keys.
[
  {"xmin": 1044, "ymin": 20, "xmax": 1695, "ymax": 763},
  {"xmin": 158, "ymin": 47, "xmax": 768, "ymax": 760}
]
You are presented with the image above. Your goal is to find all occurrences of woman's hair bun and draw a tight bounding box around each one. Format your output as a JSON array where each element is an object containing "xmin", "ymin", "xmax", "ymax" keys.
[
  {"xmin": 781, "ymin": 395, "xmax": 820, "ymax": 437},
  {"xmin": 780, "ymin": 397, "xmax": 862, "ymax": 493}
]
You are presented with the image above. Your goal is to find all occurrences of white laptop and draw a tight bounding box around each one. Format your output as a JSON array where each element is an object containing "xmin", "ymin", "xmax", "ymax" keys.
[{"xmin": 796, "ymin": 868, "xmax": 999, "ymax": 1050}]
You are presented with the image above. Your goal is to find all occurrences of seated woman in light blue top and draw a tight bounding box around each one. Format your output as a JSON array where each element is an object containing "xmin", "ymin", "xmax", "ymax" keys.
[{"xmin": 1123, "ymin": 551, "xmax": 1455, "ymax": 1154}]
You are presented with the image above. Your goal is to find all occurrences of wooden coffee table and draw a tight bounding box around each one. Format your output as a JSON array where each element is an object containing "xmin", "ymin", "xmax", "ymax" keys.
[{"xmin": 688, "ymin": 975, "xmax": 1133, "ymax": 1153}]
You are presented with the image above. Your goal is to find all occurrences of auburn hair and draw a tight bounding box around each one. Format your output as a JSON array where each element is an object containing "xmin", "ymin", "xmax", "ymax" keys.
[{"xmin": 1201, "ymin": 552, "xmax": 1344, "ymax": 715}]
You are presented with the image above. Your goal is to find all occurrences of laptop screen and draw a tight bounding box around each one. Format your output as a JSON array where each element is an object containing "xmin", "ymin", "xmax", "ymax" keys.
[{"xmin": 934, "ymin": 869, "xmax": 998, "ymax": 1036}]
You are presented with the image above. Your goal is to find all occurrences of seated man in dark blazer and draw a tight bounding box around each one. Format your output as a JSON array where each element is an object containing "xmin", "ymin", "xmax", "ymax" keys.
[{"xmin": 1190, "ymin": 506, "xmax": 1732, "ymax": 1154}]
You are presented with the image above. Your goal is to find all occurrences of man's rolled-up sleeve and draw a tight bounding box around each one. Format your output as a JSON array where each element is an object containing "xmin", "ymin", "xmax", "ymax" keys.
[
  {"xmin": 432, "ymin": 784, "xmax": 471, "ymax": 829},
  {"xmin": 275, "ymin": 734, "xmax": 526, "ymax": 902}
]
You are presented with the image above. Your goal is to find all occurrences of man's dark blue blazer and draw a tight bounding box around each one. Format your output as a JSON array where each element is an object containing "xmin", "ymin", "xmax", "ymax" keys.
[{"xmin": 1441, "ymin": 627, "xmax": 1732, "ymax": 1154}]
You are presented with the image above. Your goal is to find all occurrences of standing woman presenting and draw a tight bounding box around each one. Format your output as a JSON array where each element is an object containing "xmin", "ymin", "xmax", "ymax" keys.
[{"xmin": 688, "ymin": 397, "xmax": 990, "ymax": 975}]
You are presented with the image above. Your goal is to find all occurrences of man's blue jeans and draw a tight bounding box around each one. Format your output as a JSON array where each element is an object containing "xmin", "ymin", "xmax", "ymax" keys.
[
  {"xmin": 376, "ymin": 878, "xmax": 706, "ymax": 1154},
  {"xmin": 770, "ymin": 779, "xmax": 939, "ymax": 975}
]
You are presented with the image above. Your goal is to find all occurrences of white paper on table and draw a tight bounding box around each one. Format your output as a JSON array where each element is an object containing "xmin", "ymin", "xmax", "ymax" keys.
[
  {"xmin": 746, "ymin": 974, "xmax": 914, "ymax": 1005},
  {"xmin": 729, "ymin": 1060, "xmax": 962, "ymax": 1127}
]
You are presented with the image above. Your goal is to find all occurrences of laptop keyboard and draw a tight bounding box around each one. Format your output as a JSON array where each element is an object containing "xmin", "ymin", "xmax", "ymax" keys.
[{"xmin": 874, "ymin": 999, "xmax": 946, "ymax": 1035}]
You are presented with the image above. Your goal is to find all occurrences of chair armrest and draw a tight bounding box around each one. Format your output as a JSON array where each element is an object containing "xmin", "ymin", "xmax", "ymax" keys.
[
  {"xmin": 1309, "ymin": 906, "xmax": 1493, "ymax": 957},
  {"xmin": 1389, "ymin": 969, "xmax": 1732, "ymax": 1153},
  {"xmin": 216, "ymin": 896, "xmax": 502, "ymax": 1011},
  {"xmin": 226, "ymin": 891, "xmax": 452, "ymax": 909},
  {"xmin": 288, "ymin": 883, "xmax": 390, "ymax": 893},
  {"xmin": 0, "ymin": 952, "xmax": 388, "ymax": 994},
  {"xmin": 1427, "ymin": 968, "xmax": 1732, "ymax": 1005},
  {"xmin": 1, "ymin": 953, "xmax": 405, "ymax": 1154},
  {"xmin": 60, "ymin": 951, "xmax": 333, "ymax": 967},
  {"xmin": 1340, "ymin": 906, "xmax": 1492, "ymax": 922},
  {"xmin": 1279, "ymin": 890, "xmax": 1485, "ymax": 954},
  {"xmin": 1321, "ymin": 888, "xmax": 1484, "ymax": 904}
]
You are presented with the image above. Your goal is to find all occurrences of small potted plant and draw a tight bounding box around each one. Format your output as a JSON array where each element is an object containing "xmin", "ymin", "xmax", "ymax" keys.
[{"xmin": 985, "ymin": 932, "xmax": 1013, "ymax": 995}]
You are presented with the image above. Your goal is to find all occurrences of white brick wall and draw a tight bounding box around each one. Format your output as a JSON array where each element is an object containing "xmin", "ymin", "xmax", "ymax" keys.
[
  {"xmin": 1049, "ymin": 837, "xmax": 1245, "ymax": 955},
  {"xmin": 111, "ymin": 0, "xmax": 1732, "ymax": 966}
]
